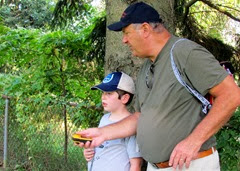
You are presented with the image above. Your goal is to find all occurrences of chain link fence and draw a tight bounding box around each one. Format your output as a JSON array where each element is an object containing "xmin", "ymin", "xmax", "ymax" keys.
[
  {"xmin": 0, "ymin": 97, "xmax": 88, "ymax": 171},
  {"xmin": 1, "ymin": 95, "xmax": 239, "ymax": 171}
]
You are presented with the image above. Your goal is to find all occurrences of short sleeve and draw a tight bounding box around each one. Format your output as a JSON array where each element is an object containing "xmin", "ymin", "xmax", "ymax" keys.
[
  {"xmin": 125, "ymin": 135, "xmax": 142, "ymax": 159},
  {"xmin": 174, "ymin": 40, "xmax": 228, "ymax": 96}
]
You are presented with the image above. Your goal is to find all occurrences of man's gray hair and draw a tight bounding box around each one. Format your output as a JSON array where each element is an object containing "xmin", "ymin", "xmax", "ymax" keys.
[{"xmin": 132, "ymin": 22, "xmax": 164, "ymax": 33}]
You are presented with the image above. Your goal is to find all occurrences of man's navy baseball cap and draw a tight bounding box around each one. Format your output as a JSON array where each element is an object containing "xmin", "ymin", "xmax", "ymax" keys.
[
  {"xmin": 108, "ymin": 2, "xmax": 162, "ymax": 32},
  {"xmin": 91, "ymin": 72, "xmax": 135, "ymax": 94}
]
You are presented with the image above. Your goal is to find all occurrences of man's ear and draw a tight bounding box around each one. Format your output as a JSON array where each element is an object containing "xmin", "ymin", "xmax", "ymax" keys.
[
  {"xmin": 121, "ymin": 93, "xmax": 130, "ymax": 105},
  {"xmin": 141, "ymin": 22, "xmax": 151, "ymax": 37}
]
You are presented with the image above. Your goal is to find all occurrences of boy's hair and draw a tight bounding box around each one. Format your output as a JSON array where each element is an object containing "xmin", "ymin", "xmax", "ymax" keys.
[{"xmin": 116, "ymin": 89, "xmax": 134, "ymax": 106}]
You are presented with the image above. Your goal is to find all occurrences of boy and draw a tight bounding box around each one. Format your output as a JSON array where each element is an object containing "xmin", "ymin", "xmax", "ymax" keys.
[{"xmin": 82, "ymin": 71, "xmax": 142, "ymax": 171}]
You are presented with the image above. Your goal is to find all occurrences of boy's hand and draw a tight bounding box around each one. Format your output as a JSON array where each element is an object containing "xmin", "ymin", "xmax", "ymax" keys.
[
  {"xmin": 77, "ymin": 128, "xmax": 106, "ymax": 148},
  {"xmin": 83, "ymin": 148, "xmax": 95, "ymax": 162}
]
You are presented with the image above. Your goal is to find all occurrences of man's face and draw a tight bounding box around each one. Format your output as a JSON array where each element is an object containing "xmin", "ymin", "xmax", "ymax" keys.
[{"xmin": 122, "ymin": 24, "xmax": 145, "ymax": 57}]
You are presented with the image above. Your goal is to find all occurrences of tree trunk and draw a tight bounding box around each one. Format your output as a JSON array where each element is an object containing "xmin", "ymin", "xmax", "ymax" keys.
[
  {"xmin": 105, "ymin": 2, "xmax": 176, "ymax": 169},
  {"xmin": 105, "ymin": 0, "xmax": 176, "ymax": 79}
]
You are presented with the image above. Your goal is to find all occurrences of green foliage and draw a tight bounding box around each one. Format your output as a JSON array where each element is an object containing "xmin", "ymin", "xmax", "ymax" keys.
[
  {"xmin": 51, "ymin": 0, "xmax": 95, "ymax": 30},
  {"xmin": 0, "ymin": 21, "xmax": 10, "ymax": 35},
  {"xmin": 0, "ymin": 11, "xmax": 104, "ymax": 169},
  {"xmin": 0, "ymin": 0, "xmax": 55, "ymax": 29},
  {"xmin": 3, "ymin": 111, "xmax": 87, "ymax": 171},
  {"xmin": 178, "ymin": 0, "xmax": 240, "ymax": 41},
  {"xmin": 175, "ymin": 0, "xmax": 240, "ymax": 77},
  {"xmin": 84, "ymin": 13, "xmax": 106, "ymax": 64},
  {"xmin": 0, "ymin": 1, "xmax": 105, "ymax": 170},
  {"xmin": 0, "ymin": 26, "xmax": 103, "ymax": 126},
  {"xmin": 189, "ymin": 1, "xmax": 224, "ymax": 39},
  {"xmin": 216, "ymin": 108, "xmax": 240, "ymax": 171}
]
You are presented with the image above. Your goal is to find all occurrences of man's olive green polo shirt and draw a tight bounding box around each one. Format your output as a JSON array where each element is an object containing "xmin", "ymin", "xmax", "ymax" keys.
[{"xmin": 134, "ymin": 35, "xmax": 228, "ymax": 163}]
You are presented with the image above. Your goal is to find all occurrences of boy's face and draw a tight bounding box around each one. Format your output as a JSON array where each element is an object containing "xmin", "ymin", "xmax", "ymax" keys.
[{"xmin": 101, "ymin": 91, "xmax": 124, "ymax": 112}]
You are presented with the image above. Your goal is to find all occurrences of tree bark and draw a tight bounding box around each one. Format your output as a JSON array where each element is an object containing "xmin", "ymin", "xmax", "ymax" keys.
[{"xmin": 105, "ymin": 0, "xmax": 176, "ymax": 79}]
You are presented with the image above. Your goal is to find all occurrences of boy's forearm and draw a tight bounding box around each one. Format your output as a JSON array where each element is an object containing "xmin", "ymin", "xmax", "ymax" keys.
[
  {"xmin": 101, "ymin": 112, "xmax": 140, "ymax": 141},
  {"xmin": 130, "ymin": 165, "xmax": 141, "ymax": 171},
  {"xmin": 130, "ymin": 157, "xmax": 143, "ymax": 171}
]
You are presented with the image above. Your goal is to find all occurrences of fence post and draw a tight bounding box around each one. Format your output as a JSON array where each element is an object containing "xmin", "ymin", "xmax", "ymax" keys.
[{"xmin": 2, "ymin": 95, "xmax": 10, "ymax": 169}]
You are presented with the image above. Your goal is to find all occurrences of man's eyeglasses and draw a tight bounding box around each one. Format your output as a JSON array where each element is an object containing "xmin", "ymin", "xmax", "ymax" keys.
[{"xmin": 145, "ymin": 64, "xmax": 154, "ymax": 89}]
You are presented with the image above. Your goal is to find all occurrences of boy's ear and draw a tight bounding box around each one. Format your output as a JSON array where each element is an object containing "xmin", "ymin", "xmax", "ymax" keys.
[{"xmin": 121, "ymin": 93, "xmax": 130, "ymax": 105}]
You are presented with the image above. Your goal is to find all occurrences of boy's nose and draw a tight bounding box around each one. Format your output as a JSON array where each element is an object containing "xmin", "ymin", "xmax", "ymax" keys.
[
  {"xmin": 122, "ymin": 36, "xmax": 128, "ymax": 44},
  {"xmin": 101, "ymin": 93, "xmax": 106, "ymax": 100}
]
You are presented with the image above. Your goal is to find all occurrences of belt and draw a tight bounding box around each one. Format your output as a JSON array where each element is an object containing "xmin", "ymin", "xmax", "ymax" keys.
[{"xmin": 151, "ymin": 146, "xmax": 216, "ymax": 169}]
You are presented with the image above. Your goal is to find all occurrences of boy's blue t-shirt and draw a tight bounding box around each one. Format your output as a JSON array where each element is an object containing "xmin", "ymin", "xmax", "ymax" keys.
[{"xmin": 88, "ymin": 113, "xmax": 142, "ymax": 171}]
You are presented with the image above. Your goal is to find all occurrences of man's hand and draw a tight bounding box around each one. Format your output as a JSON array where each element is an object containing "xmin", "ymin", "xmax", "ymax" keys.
[
  {"xmin": 83, "ymin": 148, "xmax": 95, "ymax": 162},
  {"xmin": 170, "ymin": 75, "xmax": 240, "ymax": 170},
  {"xmin": 169, "ymin": 137, "xmax": 201, "ymax": 170},
  {"xmin": 75, "ymin": 112, "xmax": 139, "ymax": 149},
  {"xmin": 76, "ymin": 128, "xmax": 106, "ymax": 148}
]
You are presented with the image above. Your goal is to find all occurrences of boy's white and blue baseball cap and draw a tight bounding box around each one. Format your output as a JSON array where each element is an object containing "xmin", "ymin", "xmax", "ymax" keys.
[{"xmin": 91, "ymin": 72, "xmax": 135, "ymax": 94}]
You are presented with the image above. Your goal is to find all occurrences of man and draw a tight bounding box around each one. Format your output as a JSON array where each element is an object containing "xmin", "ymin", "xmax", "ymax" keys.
[{"xmin": 78, "ymin": 2, "xmax": 240, "ymax": 170}]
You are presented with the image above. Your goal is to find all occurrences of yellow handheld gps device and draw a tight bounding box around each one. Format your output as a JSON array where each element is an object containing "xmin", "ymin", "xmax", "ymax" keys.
[{"xmin": 72, "ymin": 133, "xmax": 92, "ymax": 144}]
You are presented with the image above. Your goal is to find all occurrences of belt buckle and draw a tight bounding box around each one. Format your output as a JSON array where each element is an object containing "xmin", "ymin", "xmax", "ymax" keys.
[{"xmin": 151, "ymin": 163, "xmax": 159, "ymax": 169}]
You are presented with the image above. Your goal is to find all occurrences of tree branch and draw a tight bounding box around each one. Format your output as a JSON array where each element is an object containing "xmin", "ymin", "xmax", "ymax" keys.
[
  {"xmin": 200, "ymin": 0, "xmax": 240, "ymax": 22},
  {"xmin": 190, "ymin": 10, "xmax": 220, "ymax": 15},
  {"xmin": 217, "ymin": 4, "xmax": 240, "ymax": 13},
  {"xmin": 182, "ymin": 0, "xmax": 199, "ymax": 23},
  {"xmin": 185, "ymin": 0, "xmax": 199, "ymax": 8},
  {"xmin": 2, "ymin": 95, "xmax": 11, "ymax": 99}
]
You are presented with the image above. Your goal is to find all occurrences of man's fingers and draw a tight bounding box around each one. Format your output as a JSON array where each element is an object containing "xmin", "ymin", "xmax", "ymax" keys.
[
  {"xmin": 185, "ymin": 157, "xmax": 192, "ymax": 168},
  {"xmin": 75, "ymin": 130, "xmax": 91, "ymax": 139},
  {"xmin": 90, "ymin": 139, "xmax": 98, "ymax": 148},
  {"xmin": 178, "ymin": 157, "xmax": 186, "ymax": 170},
  {"xmin": 172, "ymin": 154, "xmax": 181, "ymax": 169},
  {"xmin": 78, "ymin": 130, "xmax": 89, "ymax": 137},
  {"xmin": 78, "ymin": 142, "xmax": 85, "ymax": 148},
  {"xmin": 77, "ymin": 141, "xmax": 91, "ymax": 148},
  {"xmin": 169, "ymin": 148, "xmax": 193, "ymax": 170},
  {"xmin": 169, "ymin": 149, "xmax": 176, "ymax": 166},
  {"xmin": 84, "ymin": 141, "xmax": 92, "ymax": 148},
  {"xmin": 170, "ymin": 154, "xmax": 193, "ymax": 170}
]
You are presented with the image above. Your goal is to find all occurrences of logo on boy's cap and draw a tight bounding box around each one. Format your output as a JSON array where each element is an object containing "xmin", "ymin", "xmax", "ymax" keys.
[
  {"xmin": 91, "ymin": 72, "xmax": 135, "ymax": 94},
  {"xmin": 102, "ymin": 74, "xmax": 114, "ymax": 83}
]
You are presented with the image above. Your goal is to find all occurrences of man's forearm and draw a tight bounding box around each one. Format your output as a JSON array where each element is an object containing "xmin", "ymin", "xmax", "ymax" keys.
[
  {"xmin": 169, "ymin": 76, "xmax": 240, "ymax": 169},
  {"xmin": 187, "ymin": 101, "xmax": 235, "ymax": 147},
  {"xmin": 101, "ymin": 112, "xmax": 140, "ymax": 141},
  {"xmin": 188, "ymin": 76, "xmax": 240, "ymax": 146}
]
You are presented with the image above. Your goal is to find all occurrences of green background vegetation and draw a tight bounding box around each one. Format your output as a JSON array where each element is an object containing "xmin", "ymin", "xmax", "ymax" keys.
[{"xmin": 0, "ymin": 0, "xmax": 239, "ymax": 170}]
